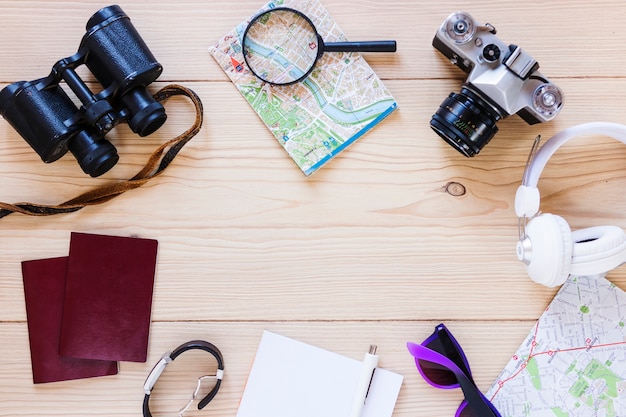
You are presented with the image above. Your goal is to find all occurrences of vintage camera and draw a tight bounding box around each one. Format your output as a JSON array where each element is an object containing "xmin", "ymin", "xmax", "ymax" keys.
[
  {"xmin": 430, "ymin": 12, "xmax": 563, "ymax": 157},
  {"xmin": 0, "ymin": 5, "xmax": 166, "ymax": 177}
]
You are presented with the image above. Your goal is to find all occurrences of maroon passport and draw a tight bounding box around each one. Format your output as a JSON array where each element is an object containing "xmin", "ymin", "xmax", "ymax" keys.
[
  {"xmin": 59, "ymin": 233, "xmax": 158, "ymax": 363},
  {"xmin": 22, "ymin": 257, "xmax": 118, "ymax": 383}
]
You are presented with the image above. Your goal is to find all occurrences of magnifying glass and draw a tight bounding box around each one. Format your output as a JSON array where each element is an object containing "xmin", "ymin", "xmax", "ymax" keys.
[{"xmin": 241, "ymin": 7, "xmax": 397, "ymax": 86}]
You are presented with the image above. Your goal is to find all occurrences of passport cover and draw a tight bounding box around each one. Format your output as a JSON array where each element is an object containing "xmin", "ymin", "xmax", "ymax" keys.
[
  {"xmin": 59, "ymin": 233, "xmax": 158, "ymax": 362},
  {"xmin": 22, "ymin": 257, "xmax": 118, "ymax": 383}
]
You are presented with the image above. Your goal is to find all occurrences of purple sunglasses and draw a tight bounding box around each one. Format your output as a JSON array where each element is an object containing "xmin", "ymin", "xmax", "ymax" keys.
[{"xmin": 406, "ymin": 323, "xmax": 501, "ymax": 417}]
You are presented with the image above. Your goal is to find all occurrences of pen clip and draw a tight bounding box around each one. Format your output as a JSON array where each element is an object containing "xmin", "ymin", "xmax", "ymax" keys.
[{"xmin": 364, "ymin": 368, "xmax": 376, "ymax": 401}]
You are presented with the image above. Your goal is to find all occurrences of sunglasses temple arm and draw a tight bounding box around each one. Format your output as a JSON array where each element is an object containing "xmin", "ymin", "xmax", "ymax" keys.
[{"xmin": 455, "ymin": 372, "xmax": 498, "ymax": 416}]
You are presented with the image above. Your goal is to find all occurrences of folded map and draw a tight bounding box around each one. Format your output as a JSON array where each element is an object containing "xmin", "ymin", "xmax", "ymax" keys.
[
  {"xmin": 487, "ymin": 275, "xmax": 626, "ymax": 416},
  {"xmin": 209, "ymin": 0, "xmax": 397, "ymax": 175}
]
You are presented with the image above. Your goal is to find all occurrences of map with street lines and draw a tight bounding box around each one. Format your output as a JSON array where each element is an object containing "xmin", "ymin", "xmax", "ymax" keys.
[
  {"xmin": 487, "ymin": 275, "xmax": 626, "ymax": 417},
  {"xmin": 209, "ymin": 0, "xmax": 397, "ymax": 176}
]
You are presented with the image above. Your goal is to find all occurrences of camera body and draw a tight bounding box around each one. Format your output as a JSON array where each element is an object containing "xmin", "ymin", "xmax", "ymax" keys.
[
  {"xmin": 430, "ymin": 12, "xmax": 563, "ymax": 157},
  {"xmin": 0, "ymin": 5, "xmax": 166, "ymax": 177}
]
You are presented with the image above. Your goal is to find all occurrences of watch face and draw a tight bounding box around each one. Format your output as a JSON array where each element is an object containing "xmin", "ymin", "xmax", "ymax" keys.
[{"xmin": 143, "ymin": 354, "xmax": 172, "ymax": 394}]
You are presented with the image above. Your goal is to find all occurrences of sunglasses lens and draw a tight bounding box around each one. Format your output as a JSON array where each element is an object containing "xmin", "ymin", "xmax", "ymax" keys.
[
  {"xmin": 456, "ymin": 396, "xmax": 500, "ymax": 417},
  {"xmin": 409, "ymin": 325, "xmax": 501, "ymax": 417},
  {"xmin": 416, "ymin": 358, "xmax": 458, "ymax": 387},
  {"xmin": 456, "ymin": 400, "xmax": 473, "ymax": 417},
  {"xmin": 425, "ymin": 326, "xmax": 472, "ymax": 377}
]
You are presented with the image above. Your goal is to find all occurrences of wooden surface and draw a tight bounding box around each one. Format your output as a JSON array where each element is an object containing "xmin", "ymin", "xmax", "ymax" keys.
[{"xmin": 1, "ymin": 1, "xmax": 626, "ymax": 416}]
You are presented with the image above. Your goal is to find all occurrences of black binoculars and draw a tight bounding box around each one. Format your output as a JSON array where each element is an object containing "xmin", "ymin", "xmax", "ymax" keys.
[{"xmin": 0, "ymin": 5, "xmax": 166, "ymax": 177}]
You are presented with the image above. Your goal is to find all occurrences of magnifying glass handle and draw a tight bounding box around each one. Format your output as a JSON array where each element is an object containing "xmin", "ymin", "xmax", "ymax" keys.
[{"xmin": 323, "ymin": 40, "xmax": 397, "ymax": 53}]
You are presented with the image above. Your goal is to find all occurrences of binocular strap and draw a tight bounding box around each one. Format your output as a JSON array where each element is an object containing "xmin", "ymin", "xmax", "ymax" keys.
[{"xmin": 0, "ymin": 84, "xmax": 203, "ymax": 219}]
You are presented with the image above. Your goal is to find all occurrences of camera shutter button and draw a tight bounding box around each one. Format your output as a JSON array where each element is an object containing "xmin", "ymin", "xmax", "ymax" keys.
[{"xmin": 482, "ymin": 44, "xmax": 500, "ymax": 62}]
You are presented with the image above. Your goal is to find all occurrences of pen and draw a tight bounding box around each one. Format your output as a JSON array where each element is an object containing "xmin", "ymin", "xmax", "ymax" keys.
[{"xmin": 348, "ymin": 345, "xmax": 379, "ymax": 417}]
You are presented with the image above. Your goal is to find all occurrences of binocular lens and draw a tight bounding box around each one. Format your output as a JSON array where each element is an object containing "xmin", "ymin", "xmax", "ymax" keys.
[
  {"xmin": 86, "ymin": 4, "xmax": 125, "ymax": 29},
  {"xmin": 430, "ymin": 88, "xmax": 501, "ymax": 157},
  {"xmin": 120, "ymin": 88, "xmax": 167, "ymax": 137},
  {"xmin": 69, "ymin": 130, "xmax": 119, "ymax": 178}
]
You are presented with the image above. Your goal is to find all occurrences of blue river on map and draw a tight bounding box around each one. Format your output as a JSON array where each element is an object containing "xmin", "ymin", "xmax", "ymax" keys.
[{"xmin": 245, "ymin": 40, "xmax": 395, "ymax": 123}]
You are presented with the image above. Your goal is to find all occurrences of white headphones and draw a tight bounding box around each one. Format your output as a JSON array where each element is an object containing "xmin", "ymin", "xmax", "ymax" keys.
[{"xmin": 515, "ymin": 122, "xmax": 626, "ymax": 287}]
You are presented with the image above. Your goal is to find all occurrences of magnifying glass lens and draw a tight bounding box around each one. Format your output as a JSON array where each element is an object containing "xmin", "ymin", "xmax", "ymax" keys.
[{"xmin": 243, "ymin": 8, "xmax": 320, "ymax": 85}]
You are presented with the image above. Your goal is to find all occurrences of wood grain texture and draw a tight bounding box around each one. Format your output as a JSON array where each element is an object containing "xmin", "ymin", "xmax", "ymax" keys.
[{"xmin": 1, "ymin": 1, "xmax": 625, "ymax": 416}]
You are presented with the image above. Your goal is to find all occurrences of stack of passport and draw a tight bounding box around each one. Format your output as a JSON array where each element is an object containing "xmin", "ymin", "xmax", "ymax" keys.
[{"xmin": 21, "ymin": 232, "xmax": 158, "ymax": 383}]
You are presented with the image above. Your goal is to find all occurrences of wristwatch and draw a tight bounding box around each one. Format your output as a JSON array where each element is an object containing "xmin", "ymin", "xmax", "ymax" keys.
[{"xmin": 143, "ymin": 340, "xmax": 225, "ymax": 417}]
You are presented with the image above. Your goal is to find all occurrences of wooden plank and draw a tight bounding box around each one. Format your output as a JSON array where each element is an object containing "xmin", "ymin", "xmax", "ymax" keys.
[
  {"xmin": 1, "ymin": 1, "xmax": 626, "ymax": 416},
  {"xmin": 0, "ymin": 321, "xmax": 534, "ymax": 416}
]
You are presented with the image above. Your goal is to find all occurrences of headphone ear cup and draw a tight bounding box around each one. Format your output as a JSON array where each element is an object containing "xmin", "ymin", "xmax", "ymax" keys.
[
  {"xmin": 522, "ymin": 213, "xmax": 573, "ymax": 287},
  {"xmin": 570, "ymin": 226, "xmax": 626, "ymax": 275}
]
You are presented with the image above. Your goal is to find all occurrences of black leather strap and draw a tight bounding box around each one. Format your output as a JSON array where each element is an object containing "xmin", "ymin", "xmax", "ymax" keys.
[{"xmin": 143, "ymin": 340, "xmax": 224, "ymax": 417}]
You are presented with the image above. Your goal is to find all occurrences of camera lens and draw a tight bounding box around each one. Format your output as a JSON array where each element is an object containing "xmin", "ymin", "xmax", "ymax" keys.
[
  {"xmin": 68, "ymin": 130, "xmax": 119, "ymax": 177},
  {"xmin": 430, "ymin": 87, "xmax": 502, "ymax": 157}
]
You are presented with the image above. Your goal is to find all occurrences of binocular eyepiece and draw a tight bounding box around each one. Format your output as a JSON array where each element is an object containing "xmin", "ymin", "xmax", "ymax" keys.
[{"xmin": 0, "ymin": 5, "xmax": 166, "ymax": 177}]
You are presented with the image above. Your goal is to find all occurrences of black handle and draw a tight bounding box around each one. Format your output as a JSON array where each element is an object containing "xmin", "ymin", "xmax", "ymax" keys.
[{"xmin": 323, "ymin": 40, "xmax": 397, "ymax": 53}]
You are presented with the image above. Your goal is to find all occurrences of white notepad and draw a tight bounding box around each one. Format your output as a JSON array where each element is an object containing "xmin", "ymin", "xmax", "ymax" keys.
[{"xmin": 236, "ymin": 331, "xmax": 403, "ymax": 417}]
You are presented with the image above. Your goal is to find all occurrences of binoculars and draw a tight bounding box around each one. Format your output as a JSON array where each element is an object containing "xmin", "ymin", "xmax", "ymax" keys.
[{"xmin": 0, "ymin": 5, "xmax": 166, "ymax": 177}]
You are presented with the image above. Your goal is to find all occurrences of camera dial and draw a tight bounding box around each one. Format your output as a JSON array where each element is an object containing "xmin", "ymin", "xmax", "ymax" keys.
[
  {"xmin": 445, "ymin": 12, "xmax": 475, "ymax": 43},
  {"xmin": 533, "ymin": 85, "xmax": 562, "ymax": 117},
  {"xmin": 482, "ymin": 44, "xmax": 501, "ymax": 62}
]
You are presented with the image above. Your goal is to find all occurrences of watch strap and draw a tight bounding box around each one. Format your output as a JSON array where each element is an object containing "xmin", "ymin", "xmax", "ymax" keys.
[{"xmin": 143, "ymin": 340, "xmax": 224, "ymax": 417}]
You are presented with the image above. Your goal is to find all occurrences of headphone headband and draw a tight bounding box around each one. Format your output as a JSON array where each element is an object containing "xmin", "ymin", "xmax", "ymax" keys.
[{"xmin": 516, "ymin": 122, "xmax": 626, "ymax": 218}]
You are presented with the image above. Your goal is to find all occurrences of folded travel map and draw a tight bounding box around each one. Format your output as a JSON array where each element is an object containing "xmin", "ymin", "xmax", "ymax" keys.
[
  {"xmin": 209, "ymin": 0, "xmax": 398, "ymax": 176},
  {"xmin": 487, "ymin": 275, "xmax": 626, "ymax": 416}
]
